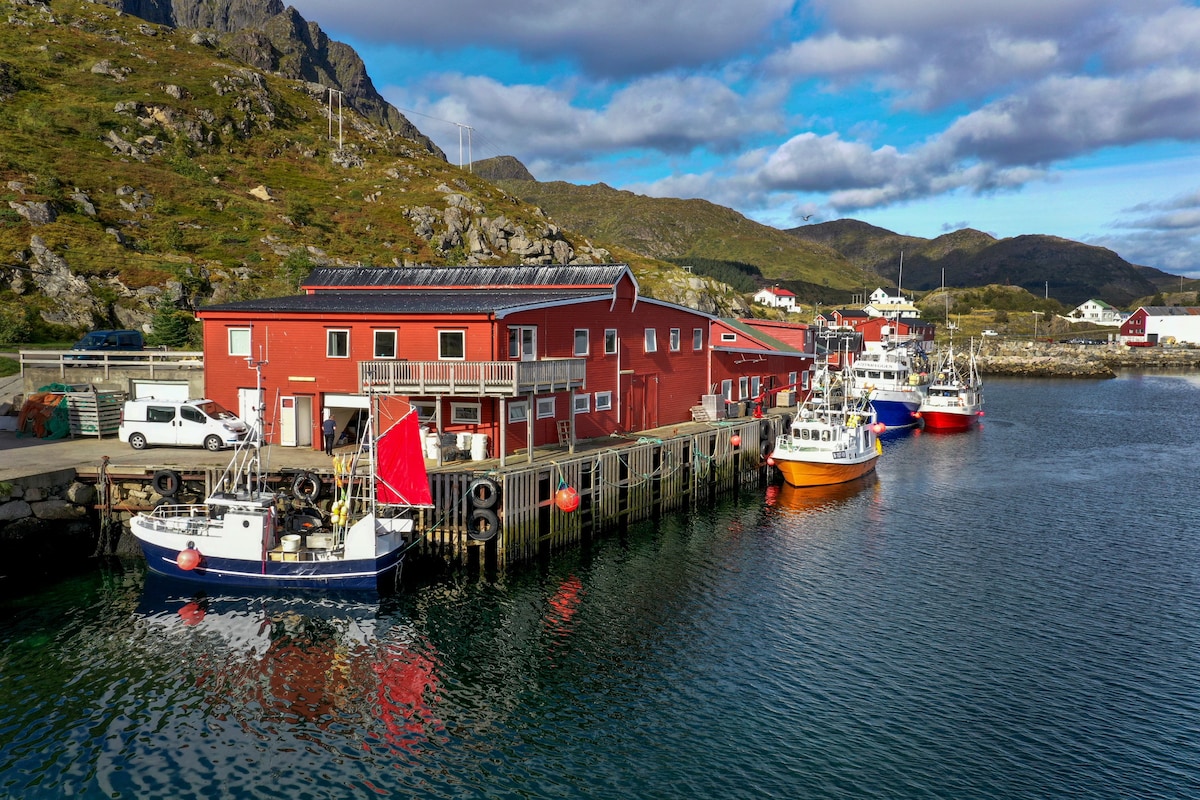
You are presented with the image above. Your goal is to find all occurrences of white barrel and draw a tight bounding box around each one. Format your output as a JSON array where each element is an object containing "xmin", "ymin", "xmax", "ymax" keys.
[
  {"xmin": 426, "ymin": 433, "xmax": 441, "ymax": 460},
  {"xmin": 457, "ymin": 432, "xmax": 473, "ymax": 450},
  {"xmin": 471, "ymin": 433, "xmax": 489, "ymax": 460}
]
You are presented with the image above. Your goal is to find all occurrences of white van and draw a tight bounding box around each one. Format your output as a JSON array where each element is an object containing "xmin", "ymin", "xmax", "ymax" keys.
[{"xmin": 118, "ymin": 399, "xmax": 249, "ymax": 451}]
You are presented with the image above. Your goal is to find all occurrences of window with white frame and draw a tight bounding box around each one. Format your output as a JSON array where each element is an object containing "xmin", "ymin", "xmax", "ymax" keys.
[
  {"xmin": 574, "ymin": 329, "xmax": 589, "ymax": 357},
  {"xmin": 573, "ymin": 393, "xmax": 590, "ymax": 413},
  {"xmin": 228, "ymin": 328, "xmax": 251, "ymax": 357},
  {"xmin": 751, "ymin": 376, "xmax": 761, "ymax": 398},
  {"xmin": 450, "ymin": 402, "xmax": 480, "ymax": 424},
  {"xmin": 721, "ymin": 332, "xmax": 737, "ymax": 343},
  {"xmin": 721, "ymin": 379, "xmax": 733, "ymax": 401},
  {"xmin": 508, "ymin": 401, "xmax": 528, "ymax": 424},
  {"xmin": 508, "ymin": 326, "xmax": 535, "ymax": 360},
  {"xmin": 801, "ymin": 370, "xmax": 810, "ymax": 390},
  {"xmin": 536, "ymin": 397, "xmax": 555, "ymax": 419},
  {"xmin": 669, "ymin": 328, "xmax": 680, "ymax": 351},
  {"xmin": 644, "ymin": 328, "xmax": 657, "ymax": 353},
  {"xmin": 693, "ymin": 328, "xmax": 703, "ymax": 350},
  {"xmin": 595, "ymin": 391, "xmax": 612, "ymax": 411},
  {"xmin": 373, "ymin": 330, "xmax": 397, "ymax": 359},
  {"xmin": 605, "ymin": 329, "xmax": 618, "ymax": 355},
  {"xmin": 439, "ymin": 330, "xmax": 465, "ymax": 360},
  {"xmin": 788, "ymin": 371, "xmax": 798, "ymax": 389},
  {"xmin": 327, "ymin": 329, "xmax": 349, "ymax": 358},
  {"xmin": 739, "ymin": 376, "xmax": 749, "ymax": 399},
  {"xmin": 413, "ymin": 402, "xmax": 436, "ymax": 422}
]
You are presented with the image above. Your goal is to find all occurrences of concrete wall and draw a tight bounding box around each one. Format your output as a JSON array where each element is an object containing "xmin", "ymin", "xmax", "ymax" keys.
[{"xmin": 23, "ymin": 365, "xmax": 205, "ymax": 399}]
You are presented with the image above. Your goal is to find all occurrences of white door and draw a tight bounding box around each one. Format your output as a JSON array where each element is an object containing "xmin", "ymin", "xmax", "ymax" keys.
[
  {"xmin": 279, "ymin": 396, "xmax": 297, "ymax": 447},
  {"xmin": 295, "ymin": 396, "xmax": 313, "ymax": 447},
  {"xmin": 239, "ymin": 388, "xmax": 264, "ymax": 440}
]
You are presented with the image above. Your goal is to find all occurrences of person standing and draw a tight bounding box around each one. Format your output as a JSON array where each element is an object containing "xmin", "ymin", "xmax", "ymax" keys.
[{"xmin": 322, "ymin": 413, "xmax": 336, "ymax": 456}]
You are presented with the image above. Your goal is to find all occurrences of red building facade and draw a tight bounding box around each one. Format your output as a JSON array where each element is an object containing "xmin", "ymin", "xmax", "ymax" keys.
[{"xmin": 197, "ymin": 265, "xmax": 812, "ymax": 456}]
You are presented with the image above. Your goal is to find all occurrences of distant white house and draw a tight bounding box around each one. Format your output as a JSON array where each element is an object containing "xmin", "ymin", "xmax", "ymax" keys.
[
  {"xmin": 754, "ymin": 286, "xmax": 797, "ymax": 311},
  {"xmin": 864, "ymin": 287, "xmax": 918, "ymax": 319},
  {"xmin": 1069, "ymin": 299, "xmax": 1125, "ymax": 326},
  {"xmin": 1120, "ymin": 306, "xmax": 1200, "ymax": 345}
]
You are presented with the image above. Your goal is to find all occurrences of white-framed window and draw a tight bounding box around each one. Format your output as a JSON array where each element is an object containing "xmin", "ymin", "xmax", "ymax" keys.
[
  {"xmin": 751, "ymin": 376, "xmax": 761, "ymax": 398},
  {"xmin": 450, "ymin": 402, "xmax": 480, "ymax": 424},
  {"xmin": 439, "ymin": 330, "xmax": 465, "ymax": 360},
  {"xmin": 536, "ymin": 397, "xmax": 555, "ymax": 419},
  {"xmin": 788, "ymin": 371, "xmax": 798, "ymax": 390},
  {"xmin": 721, "ymin": 332, "xmax": 737, "ymax": 343},
  {"xmin": 669, "ymin": 328, "xmax": 680, "ymax": 351},
  {"xmin": 413, "ymin": 402, "xmax": 436, "ymax": 422},
  {"xmin": 801, "ymin": 370, "xmax": 810, "ymax": 391},
  {"xmin": 508, "ymin": 401, "xmax": 529, "ymax": 424},
  {"xmin": 574, "ymin": 329, "xmax": 589, "ymax": 357},
  {"xmin": 373, "ymin": 330, "xmax": 397, "ymax": 359},
  {"xmin": 327, "ymin": 329, "xmax": 349, "ymax": 358},
  {"xmin": 739, "ymin": 376, "xmax": 749, "ymax": 400},
  {"xmin": 595, "ymin": 391, "xmax": 612, "ymax": 411},
  {"xmin": 228, "ymin": 328, "xmax": 251, "ymax": 357},
  {"xmin": 605, "ymin": 329, "xmax": 618, "ymax": 355},
  {"xmin": 693, "ymin": 328, "xmax": 703, "ymax": 350},
  {"xmin": 573, "ymin": 394, "xmax": 590, "ymax": 413},
  {"xmin": 508, "ymin": 326, "xmax": 536, "ymax": 360},
  {"xmin": 644, "ymin": 328, "xmax": 657, "ymax": 353},
  {"xmin": 721, "ymin": 379, "xmax": 733, "ymax": 401}
]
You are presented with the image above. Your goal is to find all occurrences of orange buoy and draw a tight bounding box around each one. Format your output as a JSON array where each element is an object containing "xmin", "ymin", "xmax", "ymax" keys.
[
  {"xmin": 177, "ymin": 548, "xmax": 201, "ymax": 571},
  {"xmin": 555, "ymin": 486, "xmax": 580, "ymax": 513},
  {"xmin": 730, "ymin": 434, "xmax": 741, "ymax": 447}
]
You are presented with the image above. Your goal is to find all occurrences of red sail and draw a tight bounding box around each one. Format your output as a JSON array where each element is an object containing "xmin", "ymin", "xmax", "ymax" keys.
[{"xmin": 375, "ymin": 411, "xmax": 433, "ymax": 506}]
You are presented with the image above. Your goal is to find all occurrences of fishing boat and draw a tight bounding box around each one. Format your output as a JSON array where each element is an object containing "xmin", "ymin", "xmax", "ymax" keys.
[
  {"xmin": 129, "ymin": 397, "xmax": 432, "ymax": 592},
  {"xmin": 848, "ymin": 342, "xmax": 932, "ymax": 429},
  {"xmin": 769, "ymin": 362, "xmax": 884, "ymax": 488},
  {"xmin": 916, "ymin": 339, "xmax": 984, "ymax": 432}
]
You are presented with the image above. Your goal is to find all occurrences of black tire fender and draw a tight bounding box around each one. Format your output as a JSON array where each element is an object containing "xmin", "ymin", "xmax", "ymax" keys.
[
  {"xmin": 467, "ymin": 477, "xmax": 500, "ymax": 509},
  {"xmin": 151, "ymin": 469, "xmax": 182, "ymax": 497},
  {"xmin": 468, "ymin": 508, "xmax": 499, "ymax": 541},
  {"xmin": 292, "ymin": 471, "xmax": 323, "ymax": 503}
]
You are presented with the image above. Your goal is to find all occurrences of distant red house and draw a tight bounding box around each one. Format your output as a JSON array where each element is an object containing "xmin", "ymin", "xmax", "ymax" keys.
[{"xmin": 197, "ymin": 265, "xmax": 813, "ymax": 458}]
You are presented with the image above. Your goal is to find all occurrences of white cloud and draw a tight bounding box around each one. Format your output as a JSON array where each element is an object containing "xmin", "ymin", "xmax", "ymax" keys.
[{"xmin": 290, "ymin": 0, "xmax": 794, "ymax": 78}]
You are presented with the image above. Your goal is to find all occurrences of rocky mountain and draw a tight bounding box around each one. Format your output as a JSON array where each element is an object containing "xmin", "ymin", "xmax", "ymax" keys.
[
  {"xmin": 489, "ymin": 176, "xmax": 877, "ymax": 303},
  {"xmin": 97, "ymin": 0, "xmax": 443, "ymax": 156},
  {"xmin": 0, "ymin": 0, "xmax": 748, "ymax": 344},
  {"xmin": 785, "ymin": 221, "xmax": 1164, "ymax": 308}
]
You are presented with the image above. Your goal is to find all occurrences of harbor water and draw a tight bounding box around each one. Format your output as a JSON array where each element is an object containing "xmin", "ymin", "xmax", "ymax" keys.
[{"xmin": 2, "ymin": 374, "xmax": 1199, "ymax": 799}]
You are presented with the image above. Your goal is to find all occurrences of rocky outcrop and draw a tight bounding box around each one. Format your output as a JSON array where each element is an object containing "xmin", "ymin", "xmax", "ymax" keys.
[
  {"xmin": 98, "ymin": 0, "xmax": 444, "ymax": 157},
  {"xmin": 976, "ymin": 340, "xmax": 1200, "ymax": 377}
]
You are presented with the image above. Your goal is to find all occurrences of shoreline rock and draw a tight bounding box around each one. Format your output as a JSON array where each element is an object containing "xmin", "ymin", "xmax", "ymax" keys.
[{"xmin": 975, "ymin": 341, "xmax": 1200, "ymax": 378}]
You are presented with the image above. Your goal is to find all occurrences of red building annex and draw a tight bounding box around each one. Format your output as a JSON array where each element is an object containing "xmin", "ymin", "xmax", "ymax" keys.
[{"xmin": 197, "ymin": 265, "xmax": 813, "ymax": 459}]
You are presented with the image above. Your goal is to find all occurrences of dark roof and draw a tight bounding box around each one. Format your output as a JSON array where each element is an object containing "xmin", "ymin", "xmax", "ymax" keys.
[
  {"xmin": 201, "ymin": 289, "xmax": 610, "ymax": 316},
  {"xmin": 301, "ymin": 264, "xmax": 631, "ymax": 290}
]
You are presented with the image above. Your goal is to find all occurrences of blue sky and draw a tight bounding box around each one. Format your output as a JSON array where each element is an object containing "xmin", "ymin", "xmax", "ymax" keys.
[{"xmin": 290, "ymin": 0, "xmax": 1200, "ymax": 279}]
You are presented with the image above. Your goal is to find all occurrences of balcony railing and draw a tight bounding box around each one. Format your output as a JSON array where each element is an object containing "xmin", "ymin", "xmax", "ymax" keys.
[{"xmin": 360, "ymin": 358, "xmax": 586, "ymax": 397}]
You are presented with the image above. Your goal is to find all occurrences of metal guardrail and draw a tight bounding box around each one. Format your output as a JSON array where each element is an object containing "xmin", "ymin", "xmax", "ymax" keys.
[
  {"xmin": 19, "ymin": 350, "xmax": 204, "ymax": 381},
  {"xmin": 360, "ymin": 358, "xmax": 587, "ymax": 397}
]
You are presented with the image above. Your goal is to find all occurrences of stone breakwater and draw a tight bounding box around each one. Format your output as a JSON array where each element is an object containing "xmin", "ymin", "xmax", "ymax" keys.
[
  {"xmin": 975, "ymin": 341, "xmax": 1200, "ymax": 378},
  {"xmin": 0, "ymin": 470, "xmax": 99, "ymax": 589}
]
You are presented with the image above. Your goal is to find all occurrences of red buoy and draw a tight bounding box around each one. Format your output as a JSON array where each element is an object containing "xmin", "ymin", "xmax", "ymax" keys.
[
  {"xmin": 730, "ymin": 434, "xmax": 741, "ymax": 447},
  {"xmin": 555, "ymin": 486, "xmax": 580, "ymax": 513},
  {"xmin": 176, "ymin": 548, "xmax": 201, "ymax": 571},
  {"xmin": 871, "ymin": 422, "xmax": 887, "ymax": 434}
]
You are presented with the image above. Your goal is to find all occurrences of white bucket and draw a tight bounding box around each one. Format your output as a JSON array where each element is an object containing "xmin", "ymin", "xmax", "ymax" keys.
[
  {"xmin": 426, "ymin": 433, "xmax": 441, "ymax": 460},
  {"xmin": 470, "ymin": 433, "xmax": 489, "ymax": 460},
  {"xmin": 281, "ymin": 534, "xmax": 301, "ymax": 552},
  {"xmin": 457, "ymin": 432, "xmax": 473, "ymax": 450}
]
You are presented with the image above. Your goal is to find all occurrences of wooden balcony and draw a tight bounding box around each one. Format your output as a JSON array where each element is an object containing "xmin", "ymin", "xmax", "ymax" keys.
[{"xmin": 360, "ymin": 358, "xmax": 586, "ymax": 397}]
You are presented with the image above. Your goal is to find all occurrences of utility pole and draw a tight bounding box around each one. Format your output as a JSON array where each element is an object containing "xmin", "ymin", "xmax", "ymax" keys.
[
  {"xmin": 454, "ymin": 122, "xmax": 474, "ymax": 172},
  {"xmin": 328, "ymin": 89, "xmax": 344, "ymax": 149}
]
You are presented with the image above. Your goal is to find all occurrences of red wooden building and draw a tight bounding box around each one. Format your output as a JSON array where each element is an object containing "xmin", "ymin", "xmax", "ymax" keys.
[{"xmin": 197, "ymin": 265, "xmax": 813, "ymax": 459}]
